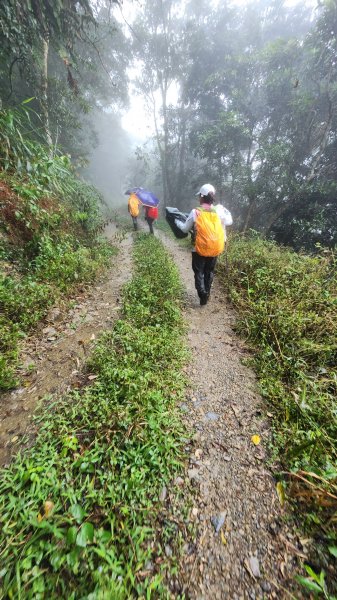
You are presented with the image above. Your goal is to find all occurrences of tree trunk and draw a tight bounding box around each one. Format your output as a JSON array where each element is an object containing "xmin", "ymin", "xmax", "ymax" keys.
[
  {"xmin": 41, "ymin": 37, "xmax": 53, "ymax": 149},
  {"xmin": 159, "ymin": 75, "xmax": 173, "ymax": 205},
  {"xmin": 176, "ymin": 109, "xmax": 187, "ymax": 209},
  {"xmin": 263, "ymin": 201, "xmax": 293, "ymax": 236},
  {"xmin": 242, "ymin": 198, "xmax": 256, "ymax": 233}
]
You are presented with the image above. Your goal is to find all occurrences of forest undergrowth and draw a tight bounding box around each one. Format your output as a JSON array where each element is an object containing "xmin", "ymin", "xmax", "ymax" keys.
[
  {"xmin": 220, "ymin": 233, "xmax": 337, "ymax": 596},
  {"xmin": 0, "ymin": 104, "xmax": 116, "ymax": 391},
  {"xmin": 0, "ymin": 234, "xmax": 190, "ymax": 599}
]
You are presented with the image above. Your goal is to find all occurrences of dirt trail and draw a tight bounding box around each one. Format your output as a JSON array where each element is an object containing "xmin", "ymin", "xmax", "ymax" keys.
[
  {"xmin": 0, "ymin": 224, "xmax": 132, "ymax": 466},
  {"xmin": 158, "ymin": 232, "xmax": 300, "ymax": 600}
]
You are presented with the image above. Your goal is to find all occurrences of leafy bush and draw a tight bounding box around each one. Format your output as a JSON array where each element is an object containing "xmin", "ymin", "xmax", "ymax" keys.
[
  {"xmin": 0, "ymin": 235, "xmax": 188, "ymax": 598},
  {"xmin": 0, "ymin": 103, "xmax": 104, "ymax": 248}
]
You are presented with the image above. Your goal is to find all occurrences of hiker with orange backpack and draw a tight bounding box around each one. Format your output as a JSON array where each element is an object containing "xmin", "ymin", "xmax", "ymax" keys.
[
  {"xmin": 128, "ymin": 193, "xmax": 140, "ymax": 230},
  {"xmin": 175, "ymin": 184, "xmax": 231, "ymax": 305}
]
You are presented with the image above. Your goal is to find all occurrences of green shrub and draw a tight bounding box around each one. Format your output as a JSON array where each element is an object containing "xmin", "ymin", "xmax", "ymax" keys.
[{"xmin": 219, "ymin": 233, "xmax": 337, "ymax": 588}]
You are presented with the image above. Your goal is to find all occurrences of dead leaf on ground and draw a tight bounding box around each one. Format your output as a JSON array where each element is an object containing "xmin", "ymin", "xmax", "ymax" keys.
[
  {"xmin": 244, "ymin": 558, "xmax": 256, "ymax": 580},
  {"xmin": 44, "ymin": 500, "xmax": 55, "ymax": 517},
  {"xmin": 279, "ymin": 561, "xmax": 287, "ymax": 577},
  {"xmin": 251, "ymin": 434, "xmax": 261, "ymax": 445},
  {"xmin": 276, "ymin": 481, "xmax": 285, "ymax": 507}
]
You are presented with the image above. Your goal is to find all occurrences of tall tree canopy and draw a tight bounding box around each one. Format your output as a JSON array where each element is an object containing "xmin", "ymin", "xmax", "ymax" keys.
[
  {"xmin": 0, "ymin": 0, "xmax": 128, "ymax": 158},
  {"xmin": 129, "ymin": 0, "xmax": 337, "ymax": 250}
]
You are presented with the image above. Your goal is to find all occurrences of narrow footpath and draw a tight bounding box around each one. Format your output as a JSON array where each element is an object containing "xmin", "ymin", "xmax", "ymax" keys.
[
  {"xmin": 159, "ymin": 233, "xmax": 300, "ymax": 600},
  {"xmin": 0, "ymin": 224, "xmax": 132, "ymax": 466}
]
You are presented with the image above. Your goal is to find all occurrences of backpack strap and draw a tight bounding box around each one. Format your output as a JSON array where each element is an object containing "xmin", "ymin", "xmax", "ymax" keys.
[{"xmin": 195, "ymin": 205, "xmax": 216, "ymax": 213}]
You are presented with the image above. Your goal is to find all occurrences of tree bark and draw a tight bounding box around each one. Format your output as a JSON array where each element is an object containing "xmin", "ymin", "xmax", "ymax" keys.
[
  {"xmin": 242, "ymin": 198, "xmax": 256, "ymax": 233},
  {"xmin": 41, "ymin": 37, "xmax": 53, "ymax": 149}
]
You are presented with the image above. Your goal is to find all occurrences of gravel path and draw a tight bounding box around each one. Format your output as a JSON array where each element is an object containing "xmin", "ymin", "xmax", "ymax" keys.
[{"xmin": 159, "ymin": 232, "xmax": 301, "ymax": 600}]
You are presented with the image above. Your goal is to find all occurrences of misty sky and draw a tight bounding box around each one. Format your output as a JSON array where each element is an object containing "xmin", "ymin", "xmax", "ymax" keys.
[{"xmin": 120, "ymin": 0, "xmax": 318, "ymax": 142}]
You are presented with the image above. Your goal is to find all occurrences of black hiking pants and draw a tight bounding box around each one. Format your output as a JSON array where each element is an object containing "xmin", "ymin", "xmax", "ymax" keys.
[
  {"xmin": 192, "ymin": 252, "xmax": 217, "ymax": 303},
  {"xmin": 131, "ymin": 216, "xmax": 138, "ymax": 231},
  {"xmin": 146, "ymin": 217, "xmax": 154, "ymax": 234}
]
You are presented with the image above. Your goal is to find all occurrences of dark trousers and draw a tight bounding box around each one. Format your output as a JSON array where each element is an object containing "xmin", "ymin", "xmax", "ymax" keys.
[
  {"xmin": 146, "ymin": 217, "xmax": 154, "ymax": 234},
  {"xmin": 131, "ymin": 216, "xmax": 138, "ymax": 230},
  {"xmin": 192, "ymin": 252, "xmax": 217, "ymax": 299}
]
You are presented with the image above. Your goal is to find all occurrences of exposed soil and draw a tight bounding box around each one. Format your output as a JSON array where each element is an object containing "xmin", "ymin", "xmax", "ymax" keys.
[
  {"xmin": 158, "ymin": 232, "xmax": 302, "ymax": 600},
  {"xmin": 0, "ymin": 224, "xmax": 132, "ymax": 466},
  {"xmin": 0, "ymin": 222, "xmax": 303, "ymax": 598}
]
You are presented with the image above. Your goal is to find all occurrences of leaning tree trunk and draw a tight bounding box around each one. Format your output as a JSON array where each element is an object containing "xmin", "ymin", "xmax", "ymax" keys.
[
  {"xmin": 242, "ymin": 197, "xmax": 256, "ymax": 233},
  {"xmin": 41, "ymin": 36, "xmax": 53, "ymax": 149}
]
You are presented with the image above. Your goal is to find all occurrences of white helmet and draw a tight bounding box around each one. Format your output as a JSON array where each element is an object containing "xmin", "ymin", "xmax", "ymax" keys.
[{"xmin": 196, "ymin": 183, "xmax": 215, "ymax": 197}]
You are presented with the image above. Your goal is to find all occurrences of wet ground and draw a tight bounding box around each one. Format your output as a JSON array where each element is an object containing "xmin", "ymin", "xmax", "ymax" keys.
[{"xmin": 0, "ymin": 224, "xmax": 132, "ymax": 466}]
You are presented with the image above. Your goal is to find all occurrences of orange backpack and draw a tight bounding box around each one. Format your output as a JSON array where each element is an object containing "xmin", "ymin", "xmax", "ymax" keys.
[
  {"xmin": 194, "ymin": 207, "xmax": 225, "ymax": 257},
  {"xmin": 128, "ymin": 194, "xmax": 140, "ymax": 217}
]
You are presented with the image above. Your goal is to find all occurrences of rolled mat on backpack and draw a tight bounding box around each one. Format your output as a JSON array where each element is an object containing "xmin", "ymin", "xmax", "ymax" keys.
[{"xmin": 165, "ymin": 207, "xmax": 189, "ymax": 239}]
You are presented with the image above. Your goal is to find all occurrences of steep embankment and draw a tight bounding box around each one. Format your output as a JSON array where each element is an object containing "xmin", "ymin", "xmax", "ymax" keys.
[{"xmin": 0, "ymin": 105, "xmax": 114, "ymax": 392}]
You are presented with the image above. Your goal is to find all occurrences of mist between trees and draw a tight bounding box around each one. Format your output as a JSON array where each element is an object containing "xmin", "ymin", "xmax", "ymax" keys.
[{"xmin": 1, "ymin": 0, "xmax": 336, "ymax": 251}]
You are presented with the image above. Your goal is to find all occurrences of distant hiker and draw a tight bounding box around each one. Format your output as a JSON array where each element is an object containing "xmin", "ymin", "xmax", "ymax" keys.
[
  {"xmin": 175, "ymin": 184, "xmax": 231, "ymax": 306},
  {"xmin": 144, "ymin": 205, "xmax": 158, "ymax": 234},
  {"xmin": 128, "ymin": 193, "xmax": 140, "ymax": 230}
]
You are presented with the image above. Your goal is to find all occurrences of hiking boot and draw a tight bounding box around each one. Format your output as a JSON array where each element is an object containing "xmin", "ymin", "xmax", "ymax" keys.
[{"xmin": 200, "ymin": 293, "xmax": 208, "ymax": 306}]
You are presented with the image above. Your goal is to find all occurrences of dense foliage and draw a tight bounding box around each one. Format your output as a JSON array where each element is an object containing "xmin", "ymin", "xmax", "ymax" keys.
[
  {"xmin": 220, "ymin": 234, "xmax": 337, "ymax": 592},
  {"xmin": 0, "ymin": 0, "xmax": 128, "ymax": 159},
  {"xmin": 0, "ymin": 235, "xmax": 188, "ymax": 599},
  {"xmin": 131, "ymin": 0, "xmax": 337, "ymax": 250}
]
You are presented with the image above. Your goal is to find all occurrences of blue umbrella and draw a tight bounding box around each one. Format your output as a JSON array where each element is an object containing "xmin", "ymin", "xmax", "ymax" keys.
[{"xmin": 125, "ymin": 187, "xmax": 160, "ymax": 207}]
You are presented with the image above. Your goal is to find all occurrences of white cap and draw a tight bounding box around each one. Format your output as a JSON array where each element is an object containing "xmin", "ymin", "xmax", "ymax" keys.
[{"xmin": 196, "ymin": 183, "xmax": 215, "ymax": 197}]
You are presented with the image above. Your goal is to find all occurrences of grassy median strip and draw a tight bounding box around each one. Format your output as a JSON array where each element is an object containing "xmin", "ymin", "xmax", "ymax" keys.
[{"xmin": 0, "ymin": 234, "xmax": 188, "ymax": 599}]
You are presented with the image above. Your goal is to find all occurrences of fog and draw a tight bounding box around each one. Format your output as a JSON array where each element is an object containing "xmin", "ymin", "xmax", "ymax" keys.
[
  {"xmin": 81, "ymin": 109, "xmax": 135, "ymax": 210},
  {"xmin": 57, "ymin": 0, "xmax": 336, "ymax": 247}
]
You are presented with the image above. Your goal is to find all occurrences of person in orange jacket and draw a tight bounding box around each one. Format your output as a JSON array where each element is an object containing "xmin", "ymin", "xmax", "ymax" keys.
[{"xmin": 128, "ymin": 193, "xmax": 140, "ymax": 230}]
